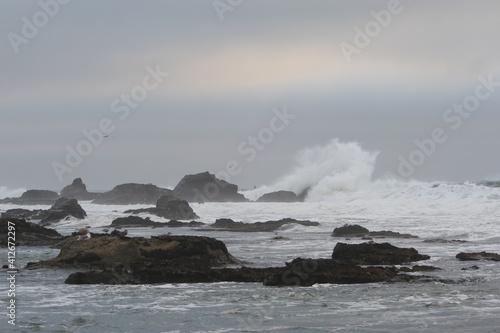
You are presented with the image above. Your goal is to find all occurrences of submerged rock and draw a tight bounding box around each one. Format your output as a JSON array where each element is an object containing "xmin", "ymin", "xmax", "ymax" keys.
[
  {"xmin": 173, "ymin": 172, "xmax": 248, "ymax": 202},
  {"xmin": 39, "ymin": 197, "xmax": 87, "ymax": 226},
  {"xmin": 456, "ymin": 252, "xmax": 500, "ymax": 261},
  {"xmin": 92, "ymin": 183, "xmax": 172, "ymax": 205},
  {"xmin": 110, "ymin": 215, "xmax": 204, "ymax": 228},
  {"xmin": 60, "ymin": 178, "xmax": 100, "ymax": 201},
  {"xmin": 331, "ymin": 224, "xmax": 418, "ymax": 239},
  {"xmin": 256, "ymin": 191, "xmax": 302, "ymax": 203},
  {"xmin": 208, "ymin": 218, "xmax": 320, "ymax": 232},
  {"xmin": 0, "ymin": 218, "xmax": 66, "ymax": 247},
  {"xmin": 331, "ymin": 242, "xmax": 430, "ymax": 265},
  {"xmin": 124, "ymin": 195, "xmax": 199, "ymax": 220}
]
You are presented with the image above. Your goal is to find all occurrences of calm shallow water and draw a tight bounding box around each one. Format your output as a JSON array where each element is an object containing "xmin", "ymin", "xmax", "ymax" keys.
[{"xmin": 2, "ymin": 196, "xmax": 500, "ymax": 332}]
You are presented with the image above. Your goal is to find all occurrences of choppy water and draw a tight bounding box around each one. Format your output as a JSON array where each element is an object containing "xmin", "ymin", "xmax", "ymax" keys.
[{"xmin": 1, "ymin": 181, "xmax": 500, "ymax": 332}]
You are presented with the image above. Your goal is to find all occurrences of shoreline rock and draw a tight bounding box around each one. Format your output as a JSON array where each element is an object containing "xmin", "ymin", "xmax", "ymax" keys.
[
  {"xmin": 207, "ymin": 218, "xmax": 320, "ymax": 232},
  {"xmin": 256, "ymin": 191, "xmax": 302, "ymax": 203},
  {"xmin": 92, "ymin": 183, "xmax": 172, "ymax": 205},
  {"xmin": 60, "ymin": 178, "xmax": 100, "ymax": 201},
  {"xmin": 0, "ymin": 218, "xmax": 67, "ymax": 247},
  {"xmin": 456, "ymin": 252, "xmax": 500, "ymax": 261},
  {"xmin": 331, "ymin": 242, "xmax": 430, "ymax": 265},
  {"xmin": 39, "ymin": 198, "xmax": 87, "ymax": 226},
  {"xmin": 0, "ymin": 190, "xmax": 60, "ymax": 205},
  {"xmin": 331, "ymin": 224, "xmax": 418, "ymax": 239},
  {"xmin": 124, "ymin": 195, "xmax": 199, "ymax": 220},
  {"xmin": 110, "ymin": 216, "xmax": 204, "ymax": 228}
]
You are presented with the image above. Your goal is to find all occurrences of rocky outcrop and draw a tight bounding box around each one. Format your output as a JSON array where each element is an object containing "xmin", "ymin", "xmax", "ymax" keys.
[
  {"xmin": 173, "ymin": 172, "xmax": 248, "ymax": 202},
  {"xmin": 110, "ymin": 216, "xmax": 204, "ymax": 228},
  {"xmin": 92, "ymin": 183, "xmax": 172, "ymax": 205},
  {"xmin": 331, "ymin": 242, "xmax": 430, "ymax": 265},
  {"xmin": 27, "ymin": 234, "xmax": 427, "ymax": 285},
  {"xmin": 29, "ymin": 234, "xmax": 237, "ymax": 272},
  {"xmin": 1, "ymin": 208, "xmax": 48, "ymax": 220},
  {"xmin": 0, "ymin": 190, "xmax": 60, "ymax": 205},
  {"xmin": 331, "ymin": 224, "xmax": 418, "ymax": 239},
  {"xmin": 456, "ymin": 252, "xmax": 500, "ymax": 261},
  {"xmin": 208, "ymin": 218, "xmax": 320, "ymax": 232},
  {"xmin": 0, "ymin": 218, "xmax": 66, "ymax": 247},
  {"xmin": 39, "ymin": 198, "xmax": 87, "ymax": 226},
  {"xmin": 60, "ymin": 178, "xmax": 100, "ymax": 201},
  {"xmin": 256, "ymin": 191, "xmax": 302, "ymax": 203},
  {"xmin": 124, "ymin": 195, "xmax": 199, "ymax": 220}
]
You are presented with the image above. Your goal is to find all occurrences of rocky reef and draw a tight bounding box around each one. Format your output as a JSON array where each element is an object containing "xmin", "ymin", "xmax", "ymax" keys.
[
  {"xmin": 92, "ymin": 183, "xmax": 172, "ymax": 205},
  {"xmin": 173, "ymin": 172, "xmax": 248, "ymax": 202},
  {"xmin": 0, "ymin": 218, "xmax": 67, "ymax": 247},
  {"xmin": 124, "ymin": 195, "xmax": 199, "ymax": 220}
]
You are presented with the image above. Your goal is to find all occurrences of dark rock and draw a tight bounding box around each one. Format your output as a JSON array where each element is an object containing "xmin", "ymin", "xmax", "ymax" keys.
[
  {"xmin": 92, "ymin": 183, "xmax": 172, "ymax": 205},
  {"xmin": 257, "ymin": 191, "xmax": 302, "ymax": 203},
  {"xmin": 0, "ymin": 218, "xmax": 66, "ymax": 247},
  {"xmin": 332, "ymin": 224, "xmax": 369, "ymax": 237},
  {"xmin": 332, "ymin": 242, "xmax": 430, "ymax": 265},
  {"xmin": 398, "ymin": 265, "xmax": 442, "ymax": 272},
  {"xmin": 423, "ymin": 239, "xmax": 468, "ymax": 244},
  {"xmin": 109, "ymin": 215, "xmax": 204, "ymax": 228},
  {"xmin": 461, "ymin": 265, "xmax": 480, "ymax": 271},
  {"xmin": 124, "ymin": 195, "xmax": 199, "ymax": 220},
  {"xmin": 39, "ymin": 198, "xmax": 87, "ymax": 226},
  {"xmin": 30, "ymin": 234, "xmax": 237, "ymax": 272},
  {"xmin": 1, "ymin": 190, "xmax": 60, "ymax": 205},
  {"xmin": 1, "ymin": 208, "xmax": 48, "ymax": 220},
  {"xmin": 456, "ymin": 252, "xmax": 500, "ymax": 261},
  {"xmin": 331, "ymin": 224, "xmax": 418, "ymax": 239},
  {"xmin": 263, "ymin": 258, "xmax": 416, "ymax": 287},
  {"xmin": 173, "ymin": 172, "xmax": 248, "ymax": 202},
  {"xmin": 208, "ymin": 218, "xmax": 320, "ymax": 232},
  {"xmin": 60, "ymin": 178, "xmax": 100, "ymax": 201}
]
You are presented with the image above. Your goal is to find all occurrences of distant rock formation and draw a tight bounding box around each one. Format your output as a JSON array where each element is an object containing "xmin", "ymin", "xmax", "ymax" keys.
[
  {"xmin": 0, "ymin": 190, "xmax": 60, "ymax": 205},
  {"xmin": 173, "ymin": 172, "xmax": 248, "ymax": 202},
  {"xmin": 92, "ymin": 183, "xmax": 172, "ymax": 205},
  {"xmin": 1, "ymin": 208, "xmax": 48, "ymax": 220},
  {"xmin": 124, "ymin": 195, "xmax": 199, "ymax": 220},
  {"xmin": 256, "ymin": 190, "xmax": 302, "ymax": 203},
  {"xmin": 0, "ymin": 218, "xmax": 67, "ymax": 247},
  {"xmin": 39, "ymin": 197, "xmax": 87, "ymax": 226},
  {"xmin": 208, "ymin": 218, "xmax": 319, "ymax": 232},
  {"xmin": 60, "ymin": 178, "xmax": 100, "ymax": 201}
]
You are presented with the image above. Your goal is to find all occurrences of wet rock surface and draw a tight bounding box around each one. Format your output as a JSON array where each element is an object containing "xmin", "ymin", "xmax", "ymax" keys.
[
  {"xmin": 39, "ymin": 198, "xmax": 87, "ymax": 226},
  {"xmin": 92, "ymin": 183, "xmax": 172, "ymax": 205},
  {"xmin": 256, "ymin": 191, "xmax": 302, "ymax": 203},
  {"xmin": 456, "ymin": 252, "xmax": 500, "ymax": 261},
  {"xmin": 0, "ymin": 190, "xmax": 60, "ymax": 205},
  {"xmin": 110, "ymin": 216, "xmax": 204, "ymax": 228},
  {"xmin": 331, "ymin": 242, "xmax": 430, "ymax": 265},
  {"xmin": 332, "ymin": 224, "xmax": 418, "ymax": 239},
  {"xmin": 173, "ymin": 172, "xmax": 248, "ymax": 202},
  {"xmin": 0, "ymin": 218, "xmax": 67, "ymax": 247},
  {"xmin": 124, "ymin": 195, "xmax": 199, "ymax": 220},
  {"xmin": 207, "ymin": 218, "xmax": 320, "ymax": 232}
]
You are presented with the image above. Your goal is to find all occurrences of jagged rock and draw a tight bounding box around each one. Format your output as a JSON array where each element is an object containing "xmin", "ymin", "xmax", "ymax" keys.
[
  {"xmin": 110, "ymin": 215, "xmax": 204, "ymax": 228},
  {"xmin": 331, "ymin": 224, "xmax": 418, "ymax": 239},
  {"xmin": 423, "ymin": 239, "xmax": 468, "ymax": 244},
  {"xmin": 173, "ymin": 172, "xmax": 248, "ymax": 202},
  {"xmin": 331, "ymin": 242, "xmax": 430, "ymax": 265},
  {"xmin": 0, "ymin": 218, "xmax": 66, "ymax": 247},
  {"xmin": 92, "ymin": 183, "xmax": 172, "ymax": 205},
  {"xmin": 0, "ymin": 190, "xmax": 60, "ymax": 205},
  {"xmin": 60, "ymin": 178, "xmax": 100, "ymax": 201},
  {"xmin": 1, "ymin": 208, "xmax": 48, "ymax": 220},
  {"xmin": 256, "ymin": 191, "xmax": 302, "ymax": 203},
  {"xmin": 456, "ymin": 252, "xmax": 500, "ymax": 261},
  {"xmin": 124, "ymin": 195, "xmax": 199, "ymax": 220},
  {"xmin": 208, "ymin": 218, "xmax": 320, "ymax": 232},
  {"xmin": 39, "ymin": 197, "xmax": 87, "ymax": 226}
]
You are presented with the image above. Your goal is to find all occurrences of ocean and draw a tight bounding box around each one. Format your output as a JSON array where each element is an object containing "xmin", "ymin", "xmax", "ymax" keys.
[{"xmin": 1, "ymin": 179, "xmax": 500, "ymax": 332}]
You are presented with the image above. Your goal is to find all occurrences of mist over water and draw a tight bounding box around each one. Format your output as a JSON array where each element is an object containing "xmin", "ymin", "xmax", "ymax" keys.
[{"xmin": 0, "ymin": 186, "xmax": 26, "ymax": 200}]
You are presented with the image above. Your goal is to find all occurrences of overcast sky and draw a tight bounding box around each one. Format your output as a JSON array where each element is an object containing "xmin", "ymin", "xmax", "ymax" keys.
[{"xmin": 1, "ymin": 0, "xmax": 500, "ymax": 192}]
